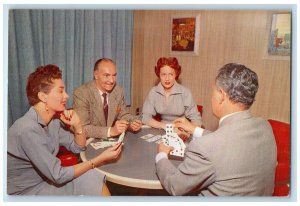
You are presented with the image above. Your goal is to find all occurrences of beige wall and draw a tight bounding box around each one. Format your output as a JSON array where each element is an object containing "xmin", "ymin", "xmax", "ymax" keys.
[{"xmin": 131, "ymin": 10, "xmax": 291, "ymax": 131}]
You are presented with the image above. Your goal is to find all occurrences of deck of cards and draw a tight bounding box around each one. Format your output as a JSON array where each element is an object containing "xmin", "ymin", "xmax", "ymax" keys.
[
  {"xmin": 90, "ymin": 132, "xmax": 125, "ymax": 150},
  {"xmin": 162, "ymin": 124, "xmax": 186, "ymax": 157},
  {"xmin": 129, "ymin": 114, "xmax": 143, "ymax": 123}
]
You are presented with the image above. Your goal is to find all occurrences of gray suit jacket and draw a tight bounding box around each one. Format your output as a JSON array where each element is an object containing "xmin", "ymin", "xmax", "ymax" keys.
[
  {"xmin": 156, "ymin": 111, "xmax": 277, "ymax": 196},
  {"xmin": 73, "ymin": 80, "xmax": 131, "ymax": 139}
]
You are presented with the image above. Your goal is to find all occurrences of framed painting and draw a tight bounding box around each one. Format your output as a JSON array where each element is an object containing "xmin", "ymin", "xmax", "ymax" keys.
[
  {"xmin": 265, "ymin": 13, "xmax": 291, "ymax": 60},
  {"xmin": 170, "ymin": 15, "xmax": 200, "ymax": 56}
]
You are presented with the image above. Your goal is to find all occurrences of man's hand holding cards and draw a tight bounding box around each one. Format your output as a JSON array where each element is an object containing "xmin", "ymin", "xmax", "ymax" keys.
[
  {"xmin": 161, "ymin": 124, "xmax": 186, "ymax": 157},
  {"xmin": 129, "ymin": 114, "xmax": 142, "ymax": 123},
  {"xmin": 129, "ymin": 115, "xmax": 143, "ymax": 132}
]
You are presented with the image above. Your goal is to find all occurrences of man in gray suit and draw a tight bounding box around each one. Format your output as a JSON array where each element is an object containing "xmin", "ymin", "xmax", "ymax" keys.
[
  {"xmin": 156, "ymin": 63, "xmax": 277, "ymax": 196},
  {"xmin": 73, "ymin": 58, "xmax": 142, "ymax": 139}
]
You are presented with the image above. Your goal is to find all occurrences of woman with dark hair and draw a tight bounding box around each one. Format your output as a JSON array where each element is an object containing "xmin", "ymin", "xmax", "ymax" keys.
[
  {"xmin": 142, "ymin": 57, "xmax": 201, "ymax": 130},
  {"xmin": 7, "ymin": 64, "xmax": 122, "ymax": 195}
]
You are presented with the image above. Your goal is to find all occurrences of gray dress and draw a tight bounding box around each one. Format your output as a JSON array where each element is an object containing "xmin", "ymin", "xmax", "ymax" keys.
[
  {"xmin": 142, "ymin": 82, "xmax": 202, "ymax": 125},
  {"xmin": 7, "ymin": 107, "xmax": 105, "ymax": 195}
]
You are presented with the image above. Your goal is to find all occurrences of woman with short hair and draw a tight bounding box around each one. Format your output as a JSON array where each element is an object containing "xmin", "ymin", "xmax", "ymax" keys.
[
  {"xmin": 7, "ymin": 64, "xmax": 122, "ymax": 195},
  {"xmin": 142, "ymin": 57, "xmax": 202, "ymax": 131}
]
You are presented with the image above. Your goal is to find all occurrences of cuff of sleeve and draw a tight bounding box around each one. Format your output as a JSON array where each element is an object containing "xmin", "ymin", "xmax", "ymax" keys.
[
  {"xmin": 107, "ymin": 127, "xmax": 111, "ymax": 138},
  {"xmin": 155, "ymin": 152, "xmax": 168, "ymax": 163},
  {"xmin": 78, "ymin": 145, "xmax": 87, "ymax": 151},
  {"xmin": 193, "ymin": 127, "xmax": 204, "ymax": 140},
  {"xmin": 142, "ymin": 114, "xmax": 151, "ymax": 125},
  {"xmin": 73, "ymin": 141, "xmax": 86, "ymax": 153}
]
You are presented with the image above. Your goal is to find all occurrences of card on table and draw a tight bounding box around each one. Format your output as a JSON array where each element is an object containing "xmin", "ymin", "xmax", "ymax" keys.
[
  {"xmin": 140, "ymin": 134, "xmax": 154, "ymax": 140},
  {"xmin": 90, "ymin": 142, "xmax": 100, "ymax": 150},
  {"xmin": 90, "ymin": 141, "xmax": 115, "ymax": 150},
  {"xmin": 146, "ymin": 135, "xmax": 162, "ymax": 142},
  {"xmin": 155, "ymin": 139, "xmax": 164, "ymax": 144}
]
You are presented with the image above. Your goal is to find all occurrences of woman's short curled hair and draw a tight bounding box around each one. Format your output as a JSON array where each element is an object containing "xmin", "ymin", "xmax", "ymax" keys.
[
  {"xmin": 26, "ymin": 64, "xmax": 62, "ymax": 106},
  {"xmin": 216, "ymin": 63, "xmax": 259, "ymax": 109},
  {"xmin": 154, "ymin": 57, "xmax": 181, "ymax": 80}
]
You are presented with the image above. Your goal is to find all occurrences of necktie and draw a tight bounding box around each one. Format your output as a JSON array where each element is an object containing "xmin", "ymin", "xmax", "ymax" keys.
[{"xmin": 102, "ymin": 93, "xmax": 108, "ymax": 124}]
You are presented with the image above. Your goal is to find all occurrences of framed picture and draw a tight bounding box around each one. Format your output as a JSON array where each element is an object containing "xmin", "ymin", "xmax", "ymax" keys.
[
  {"xmin": 170, "ymin": 15, "xmax": 200, "ymax": 56},
  {"xmin": 264, "ymin": 13, "xmax": 291, "ymax": 60}
]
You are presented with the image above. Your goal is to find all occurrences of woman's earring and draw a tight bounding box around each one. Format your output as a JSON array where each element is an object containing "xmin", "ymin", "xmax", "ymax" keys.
[{"xmin": 45, "ymin": 102, "xmax": 49, "ymax": 113}]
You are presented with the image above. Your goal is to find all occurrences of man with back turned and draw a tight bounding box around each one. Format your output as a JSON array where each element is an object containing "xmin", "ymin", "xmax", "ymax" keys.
[{"xmin": 156, "ymin": 63, "xmax": 277, "ymax": 196}]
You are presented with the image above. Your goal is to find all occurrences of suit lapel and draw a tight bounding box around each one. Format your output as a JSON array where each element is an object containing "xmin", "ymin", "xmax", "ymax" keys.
[{"xmin": 89, "ymin": 81, "xmax": 107, "ymax": 126}]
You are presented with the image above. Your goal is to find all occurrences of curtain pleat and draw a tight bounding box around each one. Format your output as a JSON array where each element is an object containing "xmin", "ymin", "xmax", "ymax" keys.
[{"xmin": 8, "ymin": 9, "xmax": 133, "ymax": 127}]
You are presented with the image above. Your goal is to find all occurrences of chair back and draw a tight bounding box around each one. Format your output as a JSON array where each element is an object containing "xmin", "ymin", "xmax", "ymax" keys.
[
  {"xmin": 197, "ymin": 105, "xmax": 203, "ymax": 116},
  {"xmin": 268, "ymin": 119, "xmax": 290, "ymax": 163},
  {"xmin": 268, "ymin": 119, "xmax": 290, "ymax": 196}
]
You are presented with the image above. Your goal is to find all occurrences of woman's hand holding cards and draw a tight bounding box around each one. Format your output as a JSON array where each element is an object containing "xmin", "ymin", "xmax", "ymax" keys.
[{"xmin": 96, "ymin": 143, "xmax": 123, "ymax": 165}]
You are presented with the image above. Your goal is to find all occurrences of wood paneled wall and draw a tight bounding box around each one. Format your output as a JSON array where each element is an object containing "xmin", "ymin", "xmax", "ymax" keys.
[{"xmin": 131, "ymin": 10, "xmax": 290, "ymax": 130}]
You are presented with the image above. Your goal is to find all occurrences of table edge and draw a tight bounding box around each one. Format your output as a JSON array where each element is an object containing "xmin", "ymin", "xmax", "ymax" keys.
[{"xmin": 80, "ymin": 138, "xmax": 163, "ymax": 190}]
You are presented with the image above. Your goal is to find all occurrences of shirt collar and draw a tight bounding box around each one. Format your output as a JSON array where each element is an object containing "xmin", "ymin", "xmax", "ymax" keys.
[
  {"xmin": 219, "ymin": 110, "xmax": 249, "ymax": 125},
  {"xmin": 98, "ymin": 89, "xmax": 108, "ymax": 97},
  {"xmin": 29, "ymin": 106, "xmax": 47, "ymax": 127},
  {"xmin": 155, "ymin": 81, "xmax": 182, "ymax": 95}
]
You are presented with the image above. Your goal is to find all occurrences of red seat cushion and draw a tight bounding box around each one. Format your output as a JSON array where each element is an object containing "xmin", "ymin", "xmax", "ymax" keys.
[
  {"xmin": 57, "ymin": 146, "xmax": 78, "ymax": 167},
  {"xmin": 57, "ymin": 146, "xmax": 72, "ymax": 155},
  {"xmin": 57, "ymin": 153, "xmax": 78, "ymax": 167}
]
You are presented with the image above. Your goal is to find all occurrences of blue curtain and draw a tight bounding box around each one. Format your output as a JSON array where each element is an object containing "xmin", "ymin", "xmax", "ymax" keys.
[{"xmin": 8, "ymin": 10, "xmax": 133, "ymax": 127}]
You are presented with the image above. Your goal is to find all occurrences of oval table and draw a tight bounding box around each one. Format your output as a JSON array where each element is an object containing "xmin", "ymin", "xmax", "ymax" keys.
[{"xmin": 80, "ymin": 127, "xmax": 182, "ymax": 190}]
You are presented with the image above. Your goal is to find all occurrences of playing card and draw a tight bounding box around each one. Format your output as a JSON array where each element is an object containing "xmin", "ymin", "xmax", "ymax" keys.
[
  {"xmin": 162, "ymin": 129, "xmax": 186, "ymax": 157},
  {"xmin": 155, "ymin": 139, "xmax": 164, "ymax": 144},
  {"xmin": 136, "ymin": 114, "xmax": 143, "ymax": 120},
  {"xmin": 90, "ymin": 141, "xmax": 115, "ymax": 149},
  {"xmin": 129, "ymin": 114, "xmax": 143, "ymax": 123},
  {"xmin": 118, "ymin": 132, "xmax": 125, "ymax": 143},
  {"xmin": 170, "ymin": 148, "xmax": 185, "ymax": 157},
  {"xmin": 140, "ymin": 134, "xmax": 154, "ymax": 140},
  {"xmin": 165, "ymin": 124, "xmax": 173, "ymax": 134},
  {"xmin": 162, "ymin": 135, "xmax": 169, "ymax": 146},
  {"xmin": 90, "ymin": 134, "xmax": 125, "ymax": 150},
  {"xmin": 107, "ymin": 138, "xmax": 117, "ymax": 141},
  {"xmin": 90, "ymin": 143, "xmax": 100, "ymax": 149},
  {"xmin": 146, "ymin": 135, "xmax": 162, "ymax": 142}
]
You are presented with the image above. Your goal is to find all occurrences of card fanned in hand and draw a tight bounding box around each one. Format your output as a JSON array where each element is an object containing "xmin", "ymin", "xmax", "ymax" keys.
[{"xmin": 163, "ymin": 124, "xmax": 186, "ymax": 157}]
